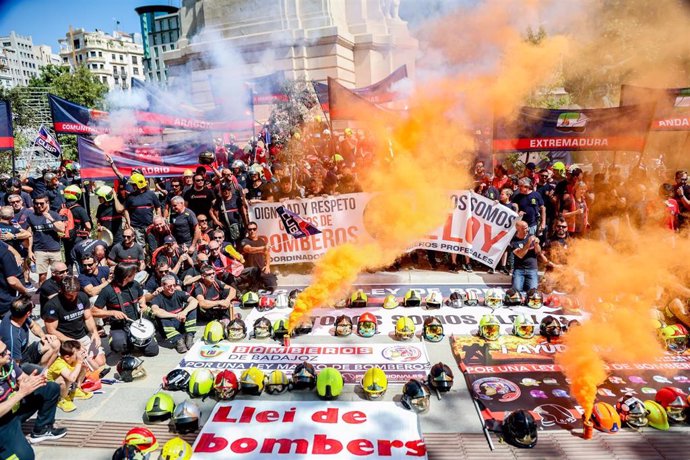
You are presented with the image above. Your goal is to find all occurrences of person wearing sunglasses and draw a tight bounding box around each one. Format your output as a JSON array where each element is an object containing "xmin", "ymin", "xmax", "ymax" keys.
[
  {"xmin": 77, "ymin": 255, "xmax": 110, "ymax": 298},
  {"xmin": 150, "ymin": 275, "xmax": 199, "ymax": 354},
  {"xmin": 143, "ymin": 261, "xmax": 181, "ymax": 303},
  {"xmin": 183, "ymin": 174, "xmax": 214, "ymax": 220},
  {"xmin": 21, "ymin": 194, "xmax": 66, "ymax": 287},
  {"xmin": 674, "ymin": 170, "xmax": 690, "ymax": 229},
  {"xmin": 241, "ymin": 222, "xmax": 277, "ymax": 293},
  {"xmin": 0, "ymin": 338, "xmax": 67, "ymax": 457},
  {"xmin": 107, "ymin": 229, "xmax": 145, "ymax": 272},
  {"xmin": 192, "ymin": 264, "xmax": 235, "ymax": 320}
]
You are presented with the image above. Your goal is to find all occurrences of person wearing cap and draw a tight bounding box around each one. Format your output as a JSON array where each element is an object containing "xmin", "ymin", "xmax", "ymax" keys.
[
  {"xmin": 512, "ymin": 178, "xmax": 546, "ymax": 236},
  {"xmin": 43, "ymin": 173, "xmax": 65, "ymax": 213},
  {"xmin": 182, "ymin": 169, "xmax": 195, "ymax": 193},
  {"xmin": 124, "ymin": 172, "xmax": 161, "ymax": 247},
  {"xmin": 95, "ymin": 185, "xmax": 125, "ymax": 246},
  {"xmin": 107, "ymin": 228, "xmax": 145, "ymax": 271},
  {"xmin": 338, "ymin": 127, "xmax": 358, "ymax": 167},
  {"xmin": 151, "ymin": 235, "xmax": 189, "ymax": 275},
  {"xmin": 4, "ymin": 179, "xmax": 32, "ymax": 208}
]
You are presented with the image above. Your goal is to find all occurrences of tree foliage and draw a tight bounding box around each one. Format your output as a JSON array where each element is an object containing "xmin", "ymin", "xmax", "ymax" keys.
[{"xmin": 0, "ymin": 64, "xmax": 108, "ymax": 164}]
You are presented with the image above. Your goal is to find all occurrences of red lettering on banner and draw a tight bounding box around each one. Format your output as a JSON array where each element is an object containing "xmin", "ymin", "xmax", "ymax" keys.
[
  {"xmin": 195, "ymin": 433, "xmax": 228, "ymax": 452},
  {"xmin": 348, "ymin": 439, "xmax": 375, "ymax": 455},
  {"xmin": 378, "ymin": 439, "xmax": 405, "ymax": 456},
  {"xmin": 256, "ymin": 410, "xmax": 280, "ymax": 423},
  {"xmin": 312, "ymin": 434, "xmax": 343, "ymax": 455},
  {"xmin": 261, "ymin": 438, "xmax": 309, "ymax": 454},
  {"xmin": 465, "ymin": 217, "xmax": 480, "ymax": 243},
  {"xmin": 342, "ymin": 411, "xmax": 367, "ymax": 424},
  {"xmin": 213, "ymin": 405, "xmax": 297, "ymax": 423},
  {"xmin": 405, "ymin": 439, "xmax": 427, "ymax": 457},
  {"xmin": 442, "ymin": 214, "xmax": 462, "ymax": 243},
  {"xmin": 312, "ymin": 408, "xmax": 339, "ymax": 424},
  {"xmin": 481, "ymin": 226, "xmax": 507, "ymax": 252},
  {"xmin": 231, "ymin": 438, "xmax": 258, "ymax": 454}
]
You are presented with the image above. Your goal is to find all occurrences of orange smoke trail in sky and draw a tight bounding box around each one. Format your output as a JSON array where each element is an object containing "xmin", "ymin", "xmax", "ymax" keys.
[{"xmin": 287, "ymin": 1, "xmax": 570, "ymax": 331}]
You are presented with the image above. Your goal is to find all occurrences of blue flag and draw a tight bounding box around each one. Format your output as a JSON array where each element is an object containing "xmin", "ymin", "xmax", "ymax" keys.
[{"xmin": 276, "ymin": 206, "xmax": 321, "ymax": 239}]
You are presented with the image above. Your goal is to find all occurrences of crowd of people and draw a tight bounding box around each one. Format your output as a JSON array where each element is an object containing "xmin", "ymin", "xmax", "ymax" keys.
[{"xmin": 0, "ymin": 124, "xmax": 686, "ymax": 457}]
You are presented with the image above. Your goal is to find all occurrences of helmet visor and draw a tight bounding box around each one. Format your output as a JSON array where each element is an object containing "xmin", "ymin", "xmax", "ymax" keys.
[
  {"xmin": 358, "ymin": 321, "xmax": 376, "ymax": 337},
  {"xmin": 528, "ymin": 298, "xmax": 542, "ymax": 308},
  {"xmin": 335, "ymin": 323, "xmax": 352, "ymax": 336},
  {"xmin": 397, "ymin": 327, "xmax": 415, "ymax": 340},
  {"xmin": 254, "ymin": 326, "xmax": 270, "ymax": 338},
  {"xmin": 480, "ymin": 324, "xmax": 500, "ymax": 341},
  {"xmin": 515, "ymin": 324, "xmax": 535, "ymax": 339},
  {"xmin": 227, "ymin": 325, "xmax": 246, "ymax": 340},
  {"xmin": 544, "ymin": 324, "xmax": 562, "ymax": 337},
  {"xmin": 364, "ymin": 384, "xmax": 386, "ymax": 399},
  {"xmin": 514, "ymin": 431, "xmax": 536, "ymax": 446},
  {"xmin": 667, "ymin": 404, "xmax": 687, "ymax": 422},
  {"xmin": 410, "ymin": 396, "xmax": 430, "ymax": 412},
  {"xmin": 424, "ymin": 325, "xmax": 444, "ymax": 342},
  {"xmin": 626, "ymin": 412, "xmax": 648, "ymax": 428},
  {"xmin": 486, "ymin": 297, "xmax": 502, "ymax": 308},
  {"xmin": 266, "ymin": 384, "xmax": 288, "ymax": 395},
  {"xmin": 666, "ymin": 337, "xmax": 688, "ymax": 354}
]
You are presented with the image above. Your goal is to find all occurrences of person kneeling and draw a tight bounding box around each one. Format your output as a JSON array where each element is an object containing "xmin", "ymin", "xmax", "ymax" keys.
[
  {"xmin": 94, "ymin": 263, "xmax": 160, "ymax": 357},
  {"xmin": 151, "ymin": 275, "xmax": 199, "ymax": 354},
  {"xmin": 46, "ymin": 340, "xmax": 92, "ymax": 413}
]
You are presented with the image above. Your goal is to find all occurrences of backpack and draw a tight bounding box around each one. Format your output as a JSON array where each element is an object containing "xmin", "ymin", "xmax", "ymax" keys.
[{"xmin": 58, "ymin": 206, "xmax": 75, "ymax": 240}]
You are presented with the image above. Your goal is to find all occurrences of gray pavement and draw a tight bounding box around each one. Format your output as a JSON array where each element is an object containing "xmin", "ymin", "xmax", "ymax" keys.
[
  {"xmin": 29, "ymin": 269, "xmax": 495, "ymax": 459},
  {"xmin": 28, "ymin": 269, "xmax": 690, "ymax": 459}
]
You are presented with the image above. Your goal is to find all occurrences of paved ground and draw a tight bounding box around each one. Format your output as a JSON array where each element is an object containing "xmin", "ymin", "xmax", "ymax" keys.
[{"xmin": 24, "ymin": 269, "xmax": 690, "ymax": 459}]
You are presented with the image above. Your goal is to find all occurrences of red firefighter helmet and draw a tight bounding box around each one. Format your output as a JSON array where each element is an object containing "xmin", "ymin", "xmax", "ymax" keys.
[
  {"xmin": 655, "ymin": 386, "xmax": 688, "ymax": 422},
  {"xmin": 123, "ymin": 427, "xmax": 159, "ymax": 454},
  {"xmin": 214, "ymin": 370, "xmax": 239, "ymax": 400},
  {"xmin": 258, "ymin": 296, "xmax": 276, "ymax": 312}
]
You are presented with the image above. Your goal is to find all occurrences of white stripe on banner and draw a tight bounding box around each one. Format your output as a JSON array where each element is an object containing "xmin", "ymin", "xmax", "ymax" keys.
[
  {"xmin": 193, "ymin": 401, "xmax": 427, "ymax": 459},
  {"xmin": 178, "ymin": 342, "xmax": 431, "ymax": 384},
  {"xmin": 250, "ymin": 190, "xmax": 518, "ymax": 268},
  {"xmin": 245, "ymin": 305, "xmax": 586, "ymax": 338}
]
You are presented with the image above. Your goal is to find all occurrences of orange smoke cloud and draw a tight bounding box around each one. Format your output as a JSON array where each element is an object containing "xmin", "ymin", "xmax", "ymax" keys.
[
  {"xmin": 288, "ymin": 1, "xmax": 571, "ymax": 330},
  {"xmin": 554, "ymin": 225, "xmax": 690, "ymax": 420}
]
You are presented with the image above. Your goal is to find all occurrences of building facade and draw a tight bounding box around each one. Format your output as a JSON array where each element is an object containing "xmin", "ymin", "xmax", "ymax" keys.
[
  {"xmin": 58, "ymin": 28, "xmax": 145, "ymax": 90},
  {"xmin": 164, "ymin": 0, "xmax": 417, "ymax": 106},
  {"xmin": 135, "ymin": 5, "xmax": 180, "ymax": 84},
  {"xmin": 0, "ymin": 31, "xmax": 45, "ymax": 88}
]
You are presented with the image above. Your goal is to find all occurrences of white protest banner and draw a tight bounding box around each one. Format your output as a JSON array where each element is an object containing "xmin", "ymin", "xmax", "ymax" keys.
[
  {"xmin": 412, "ymin": 191, "xmax": 518, "ymax": 268},
  {"xmin": 193, "ymin": 401, "xmax": 427, "ymax": 460},
  {"xmin": 249, "ymin": 193, "xmax": 367, "ymax": 265},
  {"xmin": 250, "ymin": 191, "xmax": 517, "ymax": 267},
  {"xmin": 179, "ymin": 342, "xmax": 430, "ymax": 383},
  {"xmin": 245, "ymin": 305, "xmax": 585, "ymax": 339}
]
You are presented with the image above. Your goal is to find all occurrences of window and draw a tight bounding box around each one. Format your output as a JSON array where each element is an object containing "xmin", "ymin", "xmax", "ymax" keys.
[
  {"xmin": 170, "ymin": 17, "xmax": 178, "ymax": 29},
  {"xmin": 73, "ymin": 39, "xmax": 80, "ymax": 49},
  {"xmin": 170, "ymin": 43, "xmax": 175, "ymax": 50},
  {"xmin": 162, "ymin": 45, "xmax": 167, "ymax": 52},
  {"xmin": 119, "ymin": 55, "xmax": 123, "ymax": 61},
  {"xmin": 133, "ymin": 67, "xmax": 139, "ymax": 75},
  {"xmin": 90, "ymin": 51, "xmax": 96, "ymax": 57},
  {"xmin": 100, "ymin": 63, "xmax": 104, "ymax": 69},
  {"xmin": 102, "ymin": 76, "xmax": 107, "ymax": 83},
  {"xmin": 112, "ymin": 54, "xmax": 115, "ymax": 60},
  {"xmin": 98, "ymin": 51, "xmax": 102, "ymax": 57},
  {"xmin": 131, "ymin": 55, "xmax": 137, "ymax": 64}
]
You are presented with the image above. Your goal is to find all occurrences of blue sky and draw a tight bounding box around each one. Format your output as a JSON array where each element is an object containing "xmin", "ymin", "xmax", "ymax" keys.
[{"xmin": 0, "ymin": 0, "xmax": 180, "ymax": 50}]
